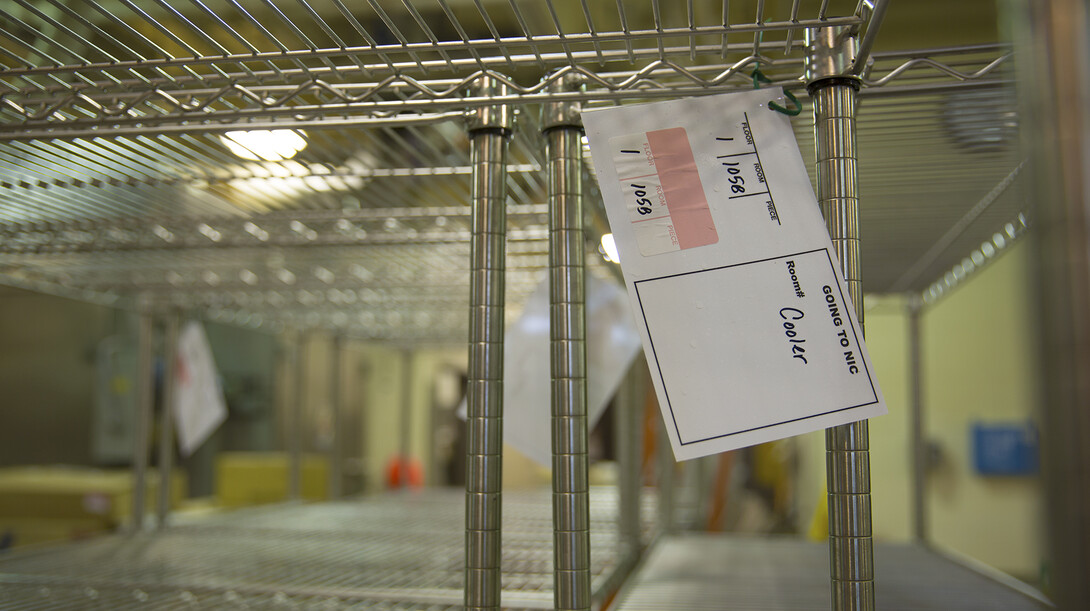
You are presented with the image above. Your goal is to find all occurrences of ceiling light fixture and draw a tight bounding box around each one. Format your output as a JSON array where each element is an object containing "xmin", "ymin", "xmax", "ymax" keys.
[{"xmin": 220, "ymin": 129, "xmax": 308, "ymax": 162}]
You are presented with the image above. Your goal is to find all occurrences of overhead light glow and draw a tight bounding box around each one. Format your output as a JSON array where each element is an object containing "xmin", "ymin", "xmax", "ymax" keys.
[
  {"xmin": 600, "ymin": 233, "xmax": 620, "ymax": 264},
  {"xmin": 221, "ymin": 129, "xmax": 308, "ymax": 162}
]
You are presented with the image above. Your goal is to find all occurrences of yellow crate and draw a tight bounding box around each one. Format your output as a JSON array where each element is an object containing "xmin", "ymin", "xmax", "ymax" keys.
[
  {"xmin": 0, "ymin": 466, "xmax": 186, "ymax": 548},
  {"xmin": 215, "ymin": 452, "xmax": 329, "ymax": 508},
  {"xmin": 0, "ymin": 517, "xmax": 106, "ymax": 548}
]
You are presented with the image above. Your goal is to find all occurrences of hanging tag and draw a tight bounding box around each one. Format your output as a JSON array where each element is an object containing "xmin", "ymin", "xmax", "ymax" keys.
[
  {"xmin": 582, "ymin": 89, "xmax": 886, "ymax": 461},
  {"xmin": 173, "ymin": 320, "xmax": 228, "ymax": 457}
]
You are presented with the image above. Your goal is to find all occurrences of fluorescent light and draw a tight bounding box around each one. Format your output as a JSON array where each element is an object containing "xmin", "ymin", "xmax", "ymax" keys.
[
  {"xmin": 600, "ymin": 233, "xmax": 620, "ymax": 264},
  {"xmin": 221, "ymin": 129, "xmax": 307, "ymax": 162}
]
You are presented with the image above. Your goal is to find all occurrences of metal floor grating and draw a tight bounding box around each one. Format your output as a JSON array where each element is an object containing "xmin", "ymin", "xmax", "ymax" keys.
[
  {"xmin": 613, "ymin": 535, "xmax": 1051, "ymax": 611},
  {"xmin": 0, "ymin": 488, "xmax": 655, "ymax": 610}
]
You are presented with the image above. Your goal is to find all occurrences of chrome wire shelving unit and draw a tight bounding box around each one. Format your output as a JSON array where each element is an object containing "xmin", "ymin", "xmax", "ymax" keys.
[{"xmin": 0, "ymin": 2, "xmax": 1040, "ymax": 611}]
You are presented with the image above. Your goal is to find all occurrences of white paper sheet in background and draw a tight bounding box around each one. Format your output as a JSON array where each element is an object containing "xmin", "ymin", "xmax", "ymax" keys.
[
  {"xmin": 476, "ymin": 273, "xmax": 642, "ymax": 467},
  {"xmin": 582, "ymin": 89, "xmax": 886, "ymax": 461},
  {"xmin": 172, "ymin": 321, "xmax": 228, "ymax": 457}
]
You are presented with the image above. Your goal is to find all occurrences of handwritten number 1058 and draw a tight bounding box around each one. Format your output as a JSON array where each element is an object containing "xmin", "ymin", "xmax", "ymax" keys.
[
  {"xmin": 722, "ymin": 162, "xmax": 746, "ymax": 194},
  {"xmin": 631, "ymin": 183, "xmax": 653, "ymax": 215}
]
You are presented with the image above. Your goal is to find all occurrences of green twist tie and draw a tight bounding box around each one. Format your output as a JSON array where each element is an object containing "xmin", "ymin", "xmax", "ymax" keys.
[{"xmin": 752, "ymin": 67, "xmax": 802, "ymax": 117}]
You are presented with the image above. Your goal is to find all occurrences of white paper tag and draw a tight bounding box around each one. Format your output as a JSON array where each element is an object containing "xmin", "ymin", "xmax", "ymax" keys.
[
  {"xmin": 502, "ymin": 274, "xmax": 643, "ymax": 466},
  {"xmin": 172, "ymin": 321, "xmax": 228, "ymax": 457},
  {"xmin": 583, "ymin": 89, "xmax": 886, "ymax": 461},
  {"xmin": 456, "ymin": 274, "xmax": 644, "ymax": 467}
]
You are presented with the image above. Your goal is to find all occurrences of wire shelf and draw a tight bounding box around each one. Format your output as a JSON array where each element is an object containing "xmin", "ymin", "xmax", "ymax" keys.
[
  {"xmin": 0, "ymin": 106, "xmax": 596, "ymax": 341},
  {"xmin": 613, "ymin": 535, "xmax": 1051, "ymax": 611},
  {"xmin": 0, "ymin": 488, "xmax": 657, "ymax": 610},
  {"xmin": 0, "ymin": 2, "xmax": 1014, "ymax": 140},
  {"xmin": 0, "ymin": 2, "xmax": 868, "ymax": 134},
  {"xmin": 0, "ymin": 47, "xmax": 1010, "ymax": 140},
  {"xmin": 790, "ymin": 69, "xmax": 1024, "ymax": 294},
  {"xmin": 0, "ymin": 1, "xmax": 1022, "ymax": 341}
]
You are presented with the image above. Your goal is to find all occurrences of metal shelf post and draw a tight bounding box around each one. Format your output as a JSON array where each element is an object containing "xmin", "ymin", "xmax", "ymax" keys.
[
  {"xmin": 615, "ymin": 359, "xmax": 644, "ymax": 563},
  {"xmin": 806, "ymin": 26, "xmax": 875, "ymax": 611},
  {"xmin": 329, "ymin": 334, "xmax": 344, "ymax": 500},
  {"xmin": 543, "ymin": 72, "xmax": 591, "ymax": 611},
  {"xmin": 131, "ymin": 296, "xmax": 155, "ymax": 532},
  {"xmin": 464, "ymin": 74, "xmax": 512, "ymax": 611},
  {"xmin": 289, "ymin": 330, "xmax": 306, "ymax": 501},
  {"xmin": 1009, "ymin": 1, "xmax": 1090, "ymax": 607},
  {"xmin": 657, "ymin": 422, "xmax": 676, "ymax": 535},
  {"xmin": 908, "ymin": 298, "xmax": 927, "ymax": 544},
  {"xmin": 157, "ymin": 311, "xmax": 181, "ymax": 528},
  {"xmin": 400, "ymin": 348, "xmax": 413, "ymax": 470}
]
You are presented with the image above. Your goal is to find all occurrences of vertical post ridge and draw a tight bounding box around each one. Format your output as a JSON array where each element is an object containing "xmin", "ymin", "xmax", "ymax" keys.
[
  {"xmin": 908, "ymin": 298, "xmax": 927, "ymax": 544},
  {"xmin": 329, "ymin": 335, "xmax": 344, "ymax": 500},
  {"xmin": 464, "ymin": 74, "xmax": 511, "ymax": 611},
  {"xmin": 615, "ymin": 360, "xmax": 643, "ymax": 567},
  {"xmin": 543, "ymin": 71, "xmax": 590, "ymax": 611},
  {"xmin": 156, "ymin": 311, "xmax": 180, "ymax": 528},
  {"xmin": 289, "ymin": 330, "xmax": 305, "ymax": 501},
  {"xmin": 399, "ymin": 347, "xmax": 413, "ymax": 470},
  {"xmin": 131, "ymin": 297, "xmax": 154, "ymax": 533},
  {"xmin": 808, "ymin": 25, "xmax": 875, "ymax": 611}
]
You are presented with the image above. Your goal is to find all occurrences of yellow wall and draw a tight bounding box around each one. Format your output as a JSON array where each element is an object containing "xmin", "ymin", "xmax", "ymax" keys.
[
  {"xmin": 405, "ymin": 346, "xmax": 466, "ymax": 485},
  {"xmin": 795, "ymin": 242, "xmax": 1043, "ymax": 582},
  {"xmin": 354, "ymin": 343, "xmax": 404, "ymax": 491},
  {"xmin": 863, "ymin": 296, "xmax": 915, "ymax": 542},
  {"xmin": 921, "ymin": 241, "xmax": 1043, "ymax": 579},
  {"xmin": 272, "ymin": 332, "xmax": 468, "ymax": 494},
  {"xmin": 347, "ymin": 343, "xmax": 548, "ymax": 491},
  {"xmin": 796, "ymin": 295, "xmax": 914, "ymax": 543},
  {"xmin": 0, "ymin": 287, "xmax": 116, "ymax": 466},
  {"xmin": 339, "ymin": 342, "xmax": 464, "ymax": 492}
]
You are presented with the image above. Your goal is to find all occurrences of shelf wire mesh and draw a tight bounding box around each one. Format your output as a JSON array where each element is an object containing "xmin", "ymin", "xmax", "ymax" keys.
[
  {"xmin": 0, "ymin": 487, "xmax": 657, "ymax": 610},
  {"xmin": 0, "ymin": 1, "xmax": 865, "ymax": 133},
  {"xmin": 0, "ymin": 2, "xmax": 1022, "ymax": 337},
  {"xmin": 613, "ymin": 535, "xmax": 1051, "ymax": 611}
]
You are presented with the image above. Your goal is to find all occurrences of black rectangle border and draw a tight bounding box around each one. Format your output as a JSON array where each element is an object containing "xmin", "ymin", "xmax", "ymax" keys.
[{"xmin": 633, "ymin": 247, "xmax": 880, "ymax": 446}]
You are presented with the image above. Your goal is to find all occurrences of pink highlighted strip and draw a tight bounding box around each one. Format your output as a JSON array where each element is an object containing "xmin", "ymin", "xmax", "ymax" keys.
[{"xmin": 645, "ymin": 127, "xmax": 718, "ymax": 250}]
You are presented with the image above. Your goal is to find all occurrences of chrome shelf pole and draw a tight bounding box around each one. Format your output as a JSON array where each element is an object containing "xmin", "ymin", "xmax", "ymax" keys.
[
  {"xmin": 289, "ymin": 330, "xmax": 306, "ymax": 501},
  {"xmin": 807, "ymin": 26, "xmax": 875, "ymax": 611},
  {"xmin": 615, "ymin": 359, "xmax": 644, "ymax": 564},
  {"xmin": 329, "ymin": 334, "xmax": 344, "ymax": 499},
  {"xmin": 543, "ymin": 72, "xmax": 591, "ymax": 611},
  {"xmin": 156, "ymin": 311, "xmax": 181, "ymax": 528},
  {"xmin": 400, "ymin": 348, "xmax": 413, "ymax": 470},
  {"xmin": 131, "ymin": 296, "xmax": 155, "ymax": 532},
  {"xmin": 908, "ymin": 298, "xmax": 927, "ymax": 544},
  {"xmin": 464, "ymin": 74, "xmax": 512, "ymax": 611}
]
